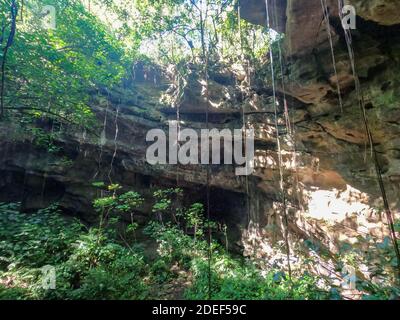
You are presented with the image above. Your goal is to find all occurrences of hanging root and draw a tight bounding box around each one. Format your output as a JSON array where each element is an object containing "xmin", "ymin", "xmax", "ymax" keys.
[
  {"xmin": 265, "ymin": 0, "xmax": 293, "ymax": 285},
  {"xmin": 320, "ymin": 0, "xmax": 344, "ymax": 113},
  {"xmin": 338, "ymin": 0, "xmax": 400, "ymax": 282},
  {"xmin": 237, "ymin": 0, "xmax": 252, "ymax": 233},
  {"xmin": 93, "ymin": 89, "xmax": 109, "ymax": 180},
  {"xmin": 108, "ymin": 103, "xmax": 120, "ymax": 184},
  {"xmin": 196, "ymin": 0, "xmax": 213, "ymax": 300}
]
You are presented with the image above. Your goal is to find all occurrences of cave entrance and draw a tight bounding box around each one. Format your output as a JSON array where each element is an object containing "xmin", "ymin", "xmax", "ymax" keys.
[{"xmin": 182, "ymin": 186, "xmax": 248, "ymax": 252}]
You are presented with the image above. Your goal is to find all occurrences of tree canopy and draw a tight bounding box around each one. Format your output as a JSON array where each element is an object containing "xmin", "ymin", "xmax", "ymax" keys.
[{"xmin": 0, "ymin": 0, "xmax": 271, "ymax": 128}]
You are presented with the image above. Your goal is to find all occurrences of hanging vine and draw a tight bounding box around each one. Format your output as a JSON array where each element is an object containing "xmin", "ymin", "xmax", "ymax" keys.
[
  {"xmin": 338, "ymin": 0, "xmax": 400, "ymax": 282},
  {"xmin": 265, "ymin": 0, "xmax": 292, "ymax": 284}
]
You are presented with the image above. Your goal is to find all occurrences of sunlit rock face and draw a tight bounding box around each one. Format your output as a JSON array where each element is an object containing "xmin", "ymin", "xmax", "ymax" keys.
[
  {"xmin": 237, "ymin": 0, "xmax": 400, "ymax": 283},
  {"xmin": 351, "ymin": 0, "xmax": 400, "ymax": 26},
  {"xmin": 239, "ymin": 0, "xmax": 400, "ymax": 207}
]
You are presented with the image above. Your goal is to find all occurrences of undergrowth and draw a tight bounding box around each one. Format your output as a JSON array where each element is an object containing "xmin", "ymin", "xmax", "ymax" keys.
[{"xmin": 0, "ymin": 187, "xmax": 398, "ymax": 300}]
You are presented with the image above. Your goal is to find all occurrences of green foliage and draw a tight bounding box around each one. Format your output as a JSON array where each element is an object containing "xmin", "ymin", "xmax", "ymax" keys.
[
  {"xmin": 144, "ymin": 221, "xmax": 202, "ymax": 266},
  {"xmin": 93, "ymin": 196, "xmax": 116, "ymax": 214},
  {"xmin": 1, "ymin": 0, "xmax": 272, "ymax": 160},
  {"xmin": 2, "ymin": 0, "xmax": 129, "ymax": 143},
  {"xmin": 144, "ymin": 219, "xmax": 331, "ymax": 300},
  {"xmin": 0, "ymin": 286, "xmax": 30, "ymax": 300},
  {"xmin": 93, "ymin": 190, "xmax": 144, "ymax": 216},
  {"xmin": 152, "ymin": 188, "xmax": 182, "ymax": 223},
  {"xmin": 92, "ymin": 181, "xmax": 106, "ymax": 188},
  {"xmin": 334, "ymin": 221, "xmax": 400, "ymax": 300},
  {"xmin": 153, "ymin": 188, "xmax": 183, "ymax": 199},
  {"xmin": 359, "ymin": 283, "xmax": 400, "ymax": 300},
  {"xmin": 130, "ymin": 0, "xmax": 270, "ymax": 66},
  {"xmin": 184, "ymin": 203, "xmax": 205, "ymax": 239},
  {"xmin": 2, "ymin": 188, "xmax": 397, "ymax": 300},
  {"xmin": 0, "ymin": 203, "xmax": 83, "ymax": 268},
  {"xmin": 54, "ymin": 231, "xmax": 148, "ymax": 300},
  {"xmin": 93, "ymin": 188, "xmax": 144, "ymax": 241},
  {"xmin": 150, "ymin": 259, "xmax": 171, "ymax": 282},
  {"xmin": 0, "ymin": 203, "xmax": 148, "ymax": 300},
  {"xmin": 72, "ymin": 261, "xmax": 147, "ymax": 300},
  {"xmin": 25, "ymin": 126, "xmax": 61, "ymax": 153}
]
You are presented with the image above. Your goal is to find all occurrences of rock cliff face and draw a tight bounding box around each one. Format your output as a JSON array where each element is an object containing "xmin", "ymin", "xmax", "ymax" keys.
[
  {"xmin": 238, "ymin": 0, "xmax": 400, "ymax": 273},
  {"xmin": 1, "ymin": 0, "xmax": 399, "ymax": 281},
  {"xmin": 240, "ymin": 0, "xmax": 400, "ymax": 201}
]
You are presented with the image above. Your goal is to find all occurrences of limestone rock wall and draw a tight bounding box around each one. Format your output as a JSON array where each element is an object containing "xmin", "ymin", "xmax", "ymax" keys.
[{"xmin": 237, "ymin": 0, "xmax": 400, "ymax": 277}]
